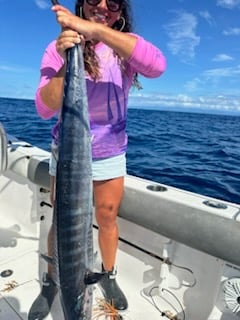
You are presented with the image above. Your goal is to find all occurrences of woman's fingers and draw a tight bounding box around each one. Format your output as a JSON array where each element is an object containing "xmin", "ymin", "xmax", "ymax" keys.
[
  {"xmin": 51, "ymin": 4, "xmax": 72, "ymax": 15},
  {"xmin": 56, "ymin": 30, "xmax": 85, "ymax": 57},
  {"xmin": 52, "ymin": 4, "xmax": 76, "ymax": 30},
  {"xmin": 52, "ymin": 5, "xmax": 95, "ymax": 41}
]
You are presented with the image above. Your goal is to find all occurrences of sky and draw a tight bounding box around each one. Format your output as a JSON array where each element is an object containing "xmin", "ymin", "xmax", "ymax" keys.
[{"xmin": 0, "ymin": 0, "xmax": 240, "ymax": 114}]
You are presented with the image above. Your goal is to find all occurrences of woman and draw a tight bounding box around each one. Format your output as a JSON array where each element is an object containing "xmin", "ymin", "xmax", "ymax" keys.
[{"xmin": 29, "ymin": 0, "xmax": 166, "ymax": 318}]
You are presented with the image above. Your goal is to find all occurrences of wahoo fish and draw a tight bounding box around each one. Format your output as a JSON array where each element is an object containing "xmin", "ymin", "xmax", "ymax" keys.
[
  {"xmin": 53, "ymin": 43, "xmax": 94, "ymax": 319},
  {"xmin": 53, "ymin": 42, "xmax": 96, "ymax": 319}
]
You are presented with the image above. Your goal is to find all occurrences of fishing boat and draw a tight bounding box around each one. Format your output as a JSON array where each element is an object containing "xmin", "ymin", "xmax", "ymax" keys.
[{"xmin": 1, "ymin": 122, "xmax": 240, "ymax": 320}]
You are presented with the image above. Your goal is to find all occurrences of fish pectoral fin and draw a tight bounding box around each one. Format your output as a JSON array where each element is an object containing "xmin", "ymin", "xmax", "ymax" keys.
[
  {"xmin": 84, "ymin": 271, "xmax": 105, "ymax": 285},
  {"xmin": 40, "ymin": 253, "xmax": 54, "ymax": 265}
]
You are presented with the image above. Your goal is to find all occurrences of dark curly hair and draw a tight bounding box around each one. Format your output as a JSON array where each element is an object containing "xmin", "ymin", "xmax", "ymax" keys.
[{"xmin": 75, "ymin": 0, "xmax": 141, "ymax": 88}]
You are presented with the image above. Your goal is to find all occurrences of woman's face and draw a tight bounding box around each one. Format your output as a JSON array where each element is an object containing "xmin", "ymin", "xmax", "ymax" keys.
[{"xmin": 83, "ymin": 0, "xmax": 122, "ymax": 27}]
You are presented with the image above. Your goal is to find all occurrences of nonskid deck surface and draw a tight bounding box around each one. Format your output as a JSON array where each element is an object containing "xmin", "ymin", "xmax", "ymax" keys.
[{"xmin": 0, "ymin": 226, "xmax": 167, "ymax": 320}]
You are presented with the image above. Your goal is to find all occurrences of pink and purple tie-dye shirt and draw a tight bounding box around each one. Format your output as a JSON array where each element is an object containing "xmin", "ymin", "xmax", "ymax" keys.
[{"xmin": 35, "ymin": 34, "xmax": 166, "ymax": 159}]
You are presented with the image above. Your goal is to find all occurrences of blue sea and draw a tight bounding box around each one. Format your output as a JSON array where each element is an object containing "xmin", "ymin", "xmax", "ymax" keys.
[{"xmin": 0, "ymin": 97, "xmax": 239, "ymax": 204}]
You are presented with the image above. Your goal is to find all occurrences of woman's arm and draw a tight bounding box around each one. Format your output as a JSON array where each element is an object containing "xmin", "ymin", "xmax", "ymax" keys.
[
  {"xmin": 52, "ymin": 5, "xmax": 137, "ymax": 60},
  {"xmin": 39, "ymin": 66, "xmax": 66, "ymax": 112},
  {"xmin": 35, "ymin": 41, "xmax": 67, "ymax": 119},
  {"xmin": 52, "ymin": 5, "xmax": 166, "ymax": 77},
  {"xmin": 127, "ymin": 35, "xmax": 166, "ymax": 78},
  {"xmin": 36, "ymin": 5, "xmax": 166, "ymax": 118}
]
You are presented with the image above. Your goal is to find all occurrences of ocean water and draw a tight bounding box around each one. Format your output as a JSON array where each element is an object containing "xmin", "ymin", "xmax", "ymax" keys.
[{"xmin": 0, "ymin": 97, "xmax": 239, "ymax": 204}]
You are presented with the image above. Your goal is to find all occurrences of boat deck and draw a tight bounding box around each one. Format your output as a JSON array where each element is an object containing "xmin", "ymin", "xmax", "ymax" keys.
[
  {"xmin": 0, "ymin": 222, "xmax": 167, "ymax": 320},
  {"xmin": 1, "ymin": 143, "xmax": 240, "ymax": 320}
]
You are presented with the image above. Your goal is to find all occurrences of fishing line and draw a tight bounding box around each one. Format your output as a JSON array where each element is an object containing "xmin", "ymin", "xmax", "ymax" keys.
[
  {"xmin": 95, "ymin": 224, "xmax": 197, "ymax": 288},
  {"xmin": 140, "ymin": 287, "xmax": 185, "ymax": 320},
  {"xmin": 162, "ymin": 288, "xmax": 185, "ymax": 320},
  {"xmin": 170, "ymin": 261, "xmax": 197, "ymax": 288},
  {"xmin": 0, "ymin": 279, "xmax": 34, "ymax": 293}
]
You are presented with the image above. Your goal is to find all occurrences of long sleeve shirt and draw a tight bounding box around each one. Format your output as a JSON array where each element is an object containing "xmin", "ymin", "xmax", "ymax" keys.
[{"xmin": 35, "ymin": 34, "xmax": 166, "ymax": 159}]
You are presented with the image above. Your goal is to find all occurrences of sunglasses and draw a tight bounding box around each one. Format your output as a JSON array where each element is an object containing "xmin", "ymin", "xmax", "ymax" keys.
[{"xmin": 86, "ymin": 0, "xmax": 123, "ymax": 12}]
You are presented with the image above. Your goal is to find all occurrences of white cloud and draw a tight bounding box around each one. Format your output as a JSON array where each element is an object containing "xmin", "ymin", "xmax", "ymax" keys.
[
  {"xmin": 203, "ymin": 65, "xmax": 240, "ymax": 77},
  {"xmin": 199, "ymin": 11, "xmax": 215, "ymax": 25},
  {"xmin": 184, "ymin": 78, "xmax": 203, "ymax": 92},
  {"xmin": 223, "ymin": 28, "xmax": 240, "ymax": 35},
  {"xmin": 164, "ymin": 11, "xmax": 200, "ymax": 62},
  {"xmin": 182, "ymin": 64, "xmax": 240, "ymax": 96},
  {"xmin": 129, "ymin": 92, "xmax": 240, "ymax": 113},
  {"xmin": 212, "ymin": 54, "xmax": 234, "ymax": 62},
  {"xmin": 0, "ymin": 64, "xmax": 34, "ymax": 73},
  {"xmin": 217, "ymin": 0, "xmax": 240, "ymax": 9},
  {"xmin": 34, "ymin": 0, "xmax": 50, "ymax": 9}
]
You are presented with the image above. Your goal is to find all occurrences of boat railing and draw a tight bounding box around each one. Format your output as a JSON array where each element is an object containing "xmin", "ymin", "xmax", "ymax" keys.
[
  {"xmin": 4, "ymin": 137, "xmax": 240, "ymax": 267},
  {"xmin": 0, "ymin": 122, "xmax": 8, "ymax": 173}
]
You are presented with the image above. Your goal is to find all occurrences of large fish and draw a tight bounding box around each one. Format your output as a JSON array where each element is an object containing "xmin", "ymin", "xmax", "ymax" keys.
[
  {"xmin": 53, "ymin": 42, "xmax": 94, "ymax": 319},
  {"xmin": 50, "ymin": 1, "xmax": 100, "ymax": 318},
  {"xmin": 50, "ymin": 2, "xmax": 104, "ymax": 319}
]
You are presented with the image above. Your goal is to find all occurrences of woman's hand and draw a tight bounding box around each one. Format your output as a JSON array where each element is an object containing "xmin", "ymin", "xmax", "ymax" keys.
[
  {"xmin": 52, "ymin": 4, "xmax": 137, "ymax": 60},
  {"xmin": 52, "ymin": 5, "xmax": 97, "ymax": 42},
  {"xmin": 56, "ymin": 29, "xmax": 84, "ymax": 59}
]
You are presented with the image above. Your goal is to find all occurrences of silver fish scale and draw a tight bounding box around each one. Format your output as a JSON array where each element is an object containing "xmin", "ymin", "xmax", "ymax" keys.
[{"xmin": 53, "ymin": 44, "xmax": 93, "ymax": 320}]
